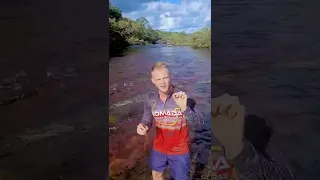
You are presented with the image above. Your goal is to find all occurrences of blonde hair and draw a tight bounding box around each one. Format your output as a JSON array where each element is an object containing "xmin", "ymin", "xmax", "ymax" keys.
[{"xmin": 151, "ymin": 62, "xmax": 169, "ymax": 72}]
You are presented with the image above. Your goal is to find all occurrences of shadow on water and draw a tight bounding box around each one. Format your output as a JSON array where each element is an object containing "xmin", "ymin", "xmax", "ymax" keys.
[
  {"xmin": 244, "ymin": 115, "xmax": 273, "ymax": 160},
  {"xmin": 189, "ymin": 113, "xmax": 212, "ymax": 179},
  {"xmin": 213, "ymin": 0, "xmax": 320, "ymax": 179},
  {"xmin": 109, "ymin": 45, "xmax": 211, "ymax": 179},
  {"xmin": 109, "ymin": 45, "xmax": 144, "ymax": 59}
]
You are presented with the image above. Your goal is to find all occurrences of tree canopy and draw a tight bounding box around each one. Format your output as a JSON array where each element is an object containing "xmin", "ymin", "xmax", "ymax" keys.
[{"xmin": 109, "ymin": 3, "xmax": 211, "ymax": 57}]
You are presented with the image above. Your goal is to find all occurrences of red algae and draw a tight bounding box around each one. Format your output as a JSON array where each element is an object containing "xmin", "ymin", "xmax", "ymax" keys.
[{"xmin": 109, "ymin": 118, "xmax": 156, "ymax": 176}]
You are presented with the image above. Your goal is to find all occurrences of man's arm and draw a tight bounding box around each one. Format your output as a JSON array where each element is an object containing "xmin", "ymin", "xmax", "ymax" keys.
[
  {"xmin": 232, "ymin": 141, "xmax": 294, "ymax": 180},
  {"xmin": 141, "ymin": 96, "xmax": 153, "ymax": 130},
  {"xmin": 182, "ymin": 98, "xmax": 204, "ymax": 125}
]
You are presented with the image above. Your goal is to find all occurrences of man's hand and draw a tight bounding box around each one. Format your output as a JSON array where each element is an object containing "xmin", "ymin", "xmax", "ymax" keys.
[
  {"xmin": 173, "ymin": 91, "xmax": 188, "ymax": 112},
  {"xmin": 137, "ymin": 123, "xmax": 149, "ymax": 135},
  {"xmin": 211, "ymin": 93, "xmax": 246, "ymax": 159}
]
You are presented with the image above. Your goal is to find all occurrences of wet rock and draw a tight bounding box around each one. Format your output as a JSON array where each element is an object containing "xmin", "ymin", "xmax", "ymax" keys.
[
  {"xmin": 109, "ymin": 126, "xmax": 119, "ymax": 135},
  {"xmin": 109, "ymin": 94, "xmax": 145, "ymax": 111},
  {"xmin": 64, "ymin": 68, "xmax": 78, "ymax": 77},
  {"xmin": 17, "ymin": 124, "xmax": 74, "ymax": 142},
  {"xmin": 15, "ymin": 69, "xmax": 27, "ymax": 77},
  {"xmin": 0, "ymin": 85, "xmax": 11, "ymax": 89},
  {"xmin": 47, "ymin": 66, "xmax": 72, "ymax": 80},
  {"xmin": 3, "ymin": 77, "xmax": 16, "ymax": 83},
  {"xmin": 0, "ymin": 96, "xmax": 19, "ymax": 106},
  {"xmin": 109, "ymin": 127, "xmax": 118, "ymax": 131},
  {"xmin": 110, "ymin": 84, "xmax": 121, "ymax": 95},
  {"xmin": 1, "ymin": 70, "xmax": 28, "ymax": 92},
  {"xmin": 155, "ymin": 40, "xmax": 167, "ymax": 44},
  {"xmin": 113, "ymin": 100, "xmax": 133, "ymax": 107},
  {"xmin": 123, "ymin": 81, "xmax": 134, "ymax": 91},
  {"xmin": 12, "ymin": 83, "xmax": 22, "ymax": 91},
  {"xmin": 47, "ymin": 71, "xmax": 63, "ymax": 80},
  {"xmin": 110, "ymin": 84, "xmax": 117, "ymax": 88},
  {"xmin": 110, "ymin": 90, "xmax": 121, "ymax": 95}
]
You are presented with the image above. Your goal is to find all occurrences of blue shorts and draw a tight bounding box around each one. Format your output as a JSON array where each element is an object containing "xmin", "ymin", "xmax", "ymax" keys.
[{"xmin": 150, "ymin": 148, "xmax": 191, "ymax": 180}]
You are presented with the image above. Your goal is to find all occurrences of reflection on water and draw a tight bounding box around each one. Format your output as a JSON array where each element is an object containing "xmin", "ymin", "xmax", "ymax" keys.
[
  {"xmin": 213, "ymin": 0, "xmax": 320, "ymax": 179},
  {"xmin": 158, "ymin": 46, "xmax": 175, "ymax": 57},
  {"xmin": 109, "ymin": 45, "xmax": 211, "ymax": 177}
]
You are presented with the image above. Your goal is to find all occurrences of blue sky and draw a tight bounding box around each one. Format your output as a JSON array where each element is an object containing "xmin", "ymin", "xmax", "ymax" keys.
[{"xmin": 110, "ymin": 0, "xmax": 211, "ymax": 34}]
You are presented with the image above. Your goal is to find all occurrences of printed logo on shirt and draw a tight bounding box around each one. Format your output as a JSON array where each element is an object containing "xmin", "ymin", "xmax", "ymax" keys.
[
  {"xmin": 213, "ymin": 155, "xmax": 230, "ymax": 170},
  {"xmin": 211, "ymin": 156, "xmax": 232, "ymax": 180},
  {"xmin": 211, "ymin": 146, "xmax": 233, "ymax": 180},
  {"xmin": 153, "ymin": 110, "xmax": 183, "ymax": 118},
  {"xmin": 153, "ymin": 108, "xmax": 187, "ymax": 129}
]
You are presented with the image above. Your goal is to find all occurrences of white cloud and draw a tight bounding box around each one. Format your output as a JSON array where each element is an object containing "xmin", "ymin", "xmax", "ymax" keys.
[{"xmin": 117, "ymin": 0, "xmax": 211, "ymax": 33}]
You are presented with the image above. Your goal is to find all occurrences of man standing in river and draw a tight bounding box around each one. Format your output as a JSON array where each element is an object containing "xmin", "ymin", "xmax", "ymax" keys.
[{"xmin": 136, "ymin": 62, "xmax": 203, "ymax": 180}]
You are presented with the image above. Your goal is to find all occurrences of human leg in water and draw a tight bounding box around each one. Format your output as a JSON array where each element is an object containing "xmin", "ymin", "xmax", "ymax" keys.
[
  {"xmin": 150, "ymin": 149, "xmax": 167, "ymax": 180},
  {"xmin": 167, "ymin": 152, "xmax": 191, "ymax": 180}
]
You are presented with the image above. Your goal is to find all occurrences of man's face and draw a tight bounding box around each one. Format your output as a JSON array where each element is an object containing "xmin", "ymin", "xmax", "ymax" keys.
[{"xmin": 151, "ymin": 68, "xmax": 171, "ymax": 94}]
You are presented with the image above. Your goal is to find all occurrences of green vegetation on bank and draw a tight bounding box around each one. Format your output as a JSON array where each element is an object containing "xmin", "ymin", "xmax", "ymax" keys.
[
  {"xmin": 109, "ymin": 4, "xmax": 159, "ymax": 56},
  {"xmin": 157, "ymin": 27, "xmax": 211, "ymax": 49},
  {"xmin": 109, "ymin": 3, "xmax": 211, "ymax": 56}
]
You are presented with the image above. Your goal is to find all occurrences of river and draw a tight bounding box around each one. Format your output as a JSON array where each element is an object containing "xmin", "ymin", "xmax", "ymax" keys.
[
  {"xmin": 109, "ymin": 0, "xmax": 320, "ymax": 179},
  {"xmin": 109, "ymin": 45, "xmax": 211, "ymax": 179},
  {"xmin": 213, "ymin": 0, "xmax": 320, "ymax": 179}
]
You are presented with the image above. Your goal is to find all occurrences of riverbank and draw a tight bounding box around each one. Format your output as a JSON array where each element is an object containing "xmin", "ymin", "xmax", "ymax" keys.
[
  {"xmin": 109, "ymin": 3, "xmax": 211, "ymax": 58},
  {"xmin": 157, "ymin": 28, "xmax": 211, "ymax": 49}
]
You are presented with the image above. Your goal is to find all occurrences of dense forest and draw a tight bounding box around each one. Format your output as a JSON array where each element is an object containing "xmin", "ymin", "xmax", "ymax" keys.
[{"xmin": 109, "ymin": 3, "xmax": 211, "ymax": 56}]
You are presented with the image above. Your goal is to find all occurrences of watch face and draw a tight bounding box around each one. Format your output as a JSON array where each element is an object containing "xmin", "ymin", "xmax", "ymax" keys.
[{"xmin": 210, "ymin": 146, "xmax": 233, "ymax": 180}]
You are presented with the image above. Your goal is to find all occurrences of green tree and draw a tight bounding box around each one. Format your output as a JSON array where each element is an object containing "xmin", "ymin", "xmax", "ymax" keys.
[
  {"xmin": 108, "ymin": 3, "xmax": 210, "ymax": 58},
  {"xmin": 136, "ymin": 17, "xmax": 149, "ymax": 27},
  {"xmin": 109, "ymin": 3, "xmax": 122, "ymax": 20}
]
